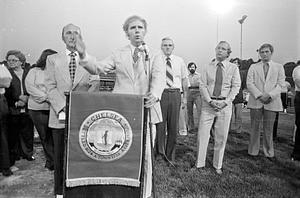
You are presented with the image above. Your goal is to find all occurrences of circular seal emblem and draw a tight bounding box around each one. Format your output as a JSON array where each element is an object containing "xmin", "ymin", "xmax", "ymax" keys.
[{"xmin": 79, "ymin": 110, "xmax": 133, "ymax": 162}]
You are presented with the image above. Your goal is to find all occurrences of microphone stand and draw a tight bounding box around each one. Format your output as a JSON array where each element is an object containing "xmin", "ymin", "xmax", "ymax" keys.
[{"xmin": 144, "ymin": 49, "xmax": 156, "ymax": 198}]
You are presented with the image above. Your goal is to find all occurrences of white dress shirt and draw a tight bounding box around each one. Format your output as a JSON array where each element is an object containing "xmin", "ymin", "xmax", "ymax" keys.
[
  {"xmin": 157, "ymin": 53, "xmax": 188, "ymax": 90},
  {"xmin": 199, "ymin": 59, "xmax": 241, "ymax": 105}
]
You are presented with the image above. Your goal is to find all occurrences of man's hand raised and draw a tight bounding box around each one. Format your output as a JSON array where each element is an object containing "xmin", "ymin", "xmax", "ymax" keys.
[{"xmin": 75, "ymin": 34, "xmax": 86, "ymax": 59}]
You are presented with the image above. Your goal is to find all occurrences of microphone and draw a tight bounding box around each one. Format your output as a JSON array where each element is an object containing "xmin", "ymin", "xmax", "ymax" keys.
[
  {"xmin": 142, "ymin": 42, "xmax": 149, "ymax": 61},
  {"xmin": 238, "ymin": 15, "xmax": 248, "ymax": 24}
]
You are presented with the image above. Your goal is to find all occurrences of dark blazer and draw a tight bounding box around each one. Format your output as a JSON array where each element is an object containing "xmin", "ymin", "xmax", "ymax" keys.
[{"xmin": 5, "ymin": 67, "xmax": 30, "ymax": 114}]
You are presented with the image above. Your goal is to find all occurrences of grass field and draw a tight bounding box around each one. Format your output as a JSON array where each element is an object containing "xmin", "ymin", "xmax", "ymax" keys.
[
  {"xmin": 0, "ymin": 109, "xmax": 299, "ymax": 198},
  {"xmin": 154, "ymin": 109, "xmax": 300, "ymax": 198}
]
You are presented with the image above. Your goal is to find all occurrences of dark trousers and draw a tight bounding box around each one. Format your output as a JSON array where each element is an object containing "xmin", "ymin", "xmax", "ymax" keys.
[
  {"xmin": 0, "ymin": 95, "xmax": 11, "ymax": 169},
  {"xmin": 7, "ymin": 113, "xmax": 34, "ymax": 163},
  {"xmin": 156, "ymin": 89, "xmax": 181, "ymax": 160},
  {"xmin": 292, "ymin": 92, "xmax": 300, "ymax": 160},
  {"xmin": 273, "ymin": 112, "xmax": 279, "ymax": 138},
  {"xmin": 273, "ymin": 93, "xmax": 288, "ymax": 138},
  {"xmin": 52, "ymin": 128, "xmax": 65, "ymax": 195},
  {"xmin": 281, "ymin": 92, "xmax": 287, "ymax": 109},
  {"xmin": 29, "ymin": 110, "xmax": 54, "ymax": 168}
]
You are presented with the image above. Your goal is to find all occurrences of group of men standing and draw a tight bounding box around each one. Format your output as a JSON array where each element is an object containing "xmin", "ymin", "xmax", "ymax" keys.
[{"xmin": 1, "ymin": 14, "xmax": 290, "ymax": 198}]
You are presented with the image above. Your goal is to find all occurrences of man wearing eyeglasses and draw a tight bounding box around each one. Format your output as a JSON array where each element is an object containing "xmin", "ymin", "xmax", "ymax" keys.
[
  {"xmin": 196, "ymin": 41, "xmax": 240, "ymax": 174},
  {"xmin": 154, "ymin": 37, "xmax": 189, "ymax": 162},
  {"xmin": 5, "ymin": 50, "xmax": 34, "ymax": 165}
]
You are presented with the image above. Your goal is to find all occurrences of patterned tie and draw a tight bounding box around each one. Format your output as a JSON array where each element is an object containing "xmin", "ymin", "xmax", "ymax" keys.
[
  {"xmin": 166, "ymin": 57, "xmax": 174, "ymax": 88},
  {"xmin": 212, "ymin": 62, "xmax": 223, "ymax": 97},
  {"xmin": 263, "ymin": 62, "xmax": 269, "ymax": 79},
  {"xmin": 132, "ymin": 47, "xmax": 140, "ymax": 63},
  {"xmin": 69, "ymin": 52, "xmax": 76, "ymax": 83}
]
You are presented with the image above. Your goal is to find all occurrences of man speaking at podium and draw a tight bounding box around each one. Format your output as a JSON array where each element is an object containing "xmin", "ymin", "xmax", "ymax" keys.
[{"xmin": 75, "ymin": 15, "xmax": 164, "ymax": 198}]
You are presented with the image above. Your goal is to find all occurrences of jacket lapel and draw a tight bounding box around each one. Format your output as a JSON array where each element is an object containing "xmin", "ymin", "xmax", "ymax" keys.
[
  {"xmin": 257, "ymin": 63, "xmax": 266, "ymax": 83},
  {"xmin": 121, "ymin": 45, "xmax": 135, "ymax": 82},
  {"xmin": 57, "ymin": 54, "xmax": 72, "ymax": 84},
  {"xmin": 72, "ymin": 65, "xmax": 85, "ymax": 89},
  {"xmin": 265, "ymin": 62, "xmax": 273, "ymax": 83}
]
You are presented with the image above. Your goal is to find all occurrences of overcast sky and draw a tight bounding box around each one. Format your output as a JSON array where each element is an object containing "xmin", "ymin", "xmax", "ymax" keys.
[{"xmin": 1, "ymin": 0, "xmax": 299, "ymax": 67}]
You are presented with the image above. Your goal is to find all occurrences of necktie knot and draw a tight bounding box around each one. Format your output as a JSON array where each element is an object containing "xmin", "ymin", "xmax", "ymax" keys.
[
  {"xmin": 69, "ymin": 52, "xmax": 76, "ymax": 57},
  {"xmin": 217, "ymin": 62, "xmax": 223, "ymax": 67}
]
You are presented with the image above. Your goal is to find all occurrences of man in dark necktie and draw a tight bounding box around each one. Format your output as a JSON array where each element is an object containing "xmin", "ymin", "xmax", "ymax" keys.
[
  {"xmin": 45, "ymin": 23, "xmax": 99, "ymax": 198},
  {"xmin": 154, "ymin": 37, "xmax": 189, "ymax": 162},
  {"xmin": 247, "ymin": 43, "xmax": 285, "ymax": 159},
  {"xmin": 196, "ymin": 41, "xmax": 241, "ymax": 174}
]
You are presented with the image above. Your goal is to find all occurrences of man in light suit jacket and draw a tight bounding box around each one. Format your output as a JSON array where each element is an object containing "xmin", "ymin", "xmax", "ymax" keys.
[
  {"xmin": 45, "ymin": 23, "xmax": 99, "ymax": 197},
  {"xmin": 247, "ymin": 43, "xmax": 285, "ymax": 159},
  {"xmin": 73, "ymin": 15, "xmax": 164, "ymax": 198}
]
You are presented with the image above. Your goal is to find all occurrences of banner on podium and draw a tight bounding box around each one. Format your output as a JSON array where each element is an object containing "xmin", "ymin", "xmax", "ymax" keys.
[{"xmin": 66, "ymin": 92, "xmax": 144, "ymax": 188}]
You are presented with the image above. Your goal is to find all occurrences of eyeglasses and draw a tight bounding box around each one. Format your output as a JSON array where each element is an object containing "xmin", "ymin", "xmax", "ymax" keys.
[{"xmin": 7, "ymin": 59, "xmax": 20, "ymax": 63}]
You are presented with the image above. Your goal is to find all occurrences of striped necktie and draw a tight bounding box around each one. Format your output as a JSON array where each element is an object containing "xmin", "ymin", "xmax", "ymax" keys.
[
  {"xmin": 166, "ymin": 57, "xmax": 173, "ymax": 88},
  {"xmin": 212, "ymin": 62, "xmax": 223, "ymax": 97},
  {"xmin": 69, "ymin": 52, "xmax": 76, "ymax": 83}
]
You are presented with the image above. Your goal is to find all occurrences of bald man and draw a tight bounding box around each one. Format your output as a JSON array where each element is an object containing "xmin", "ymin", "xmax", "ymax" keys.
[{"xmin": 45, "ymin": 23, "xmax": 99, "ymax": 197}]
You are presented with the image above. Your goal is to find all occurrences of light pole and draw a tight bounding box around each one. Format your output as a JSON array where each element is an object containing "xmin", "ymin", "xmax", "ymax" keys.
[
  {"xmin": 238, "ymin": 15, "xmax": 247, "ymax": 60},
  {"xmin": 216, "ymin": 15, "xmax": 219, "ymax": 43}
]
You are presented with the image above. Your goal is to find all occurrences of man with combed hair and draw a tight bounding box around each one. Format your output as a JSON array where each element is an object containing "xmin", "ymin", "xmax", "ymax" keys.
[
  {"xmin": 75, "ymin": 15, "xmax": 164, "ymax": 198},
  {"xmin": 154, "ymin": 37, "xmax": 189, "ymax": 162},
  {"xmin": 247, "ymin": 43, "xmax": 285, "ymax": 159},
  {"xmin": 45, "ymin": 23, "xmax": 99, "ymax": 198},
  {"xmin": 196, "ymin": 41, "xmax": 240, "ymax": 174}
]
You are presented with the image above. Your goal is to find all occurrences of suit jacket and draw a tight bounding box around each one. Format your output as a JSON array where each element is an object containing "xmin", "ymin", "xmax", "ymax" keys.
[
  {"xmin": 80, "ymin": 45, "xmax": 164, "ymax": 123},
  {"xmin": 5, "ymin": 67, "xmax": 30, "ymax": 115},
  {"xmin": 45, "ymin": 52, "xmax": 100, "ymax": 129},
  {"xmin": 246, "ymin": 60, "xmax": 285, "ymax": 111}
]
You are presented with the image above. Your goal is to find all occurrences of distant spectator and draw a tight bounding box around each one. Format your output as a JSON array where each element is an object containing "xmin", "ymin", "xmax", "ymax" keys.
[
  {"xmin": 5, "ymin": 50, "xmax": 35, "ymax": 164},
  {"xmin": 25, "ymin": 49, "xmax": 57, "ymax": 171},
  {"xmin": 230, "ymin": 58, "xmax": 246, "ymax": 133},
  {"xmin": 187, "ymin": 62, "xmax": 201, "ymax": 132}
]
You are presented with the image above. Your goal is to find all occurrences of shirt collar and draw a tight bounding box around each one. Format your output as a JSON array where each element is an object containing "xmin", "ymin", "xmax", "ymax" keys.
[
  {"xmin": 261, "ymin": 60, "xmax": 273, "ymax": 65},
  {"xmin": 65, "ymin": 49, "xmax": 78, "ymax": 56},
  {"xmin": 163, "ymin": 54, "xmax": 173, "ymax": 61},
  {"xmin": 214, "ymin": 59, "xmax": 228, "ymax": 68},
  {"xmin": 129, "ymin": 44, "xmax": 144, "ymax": 56}
]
